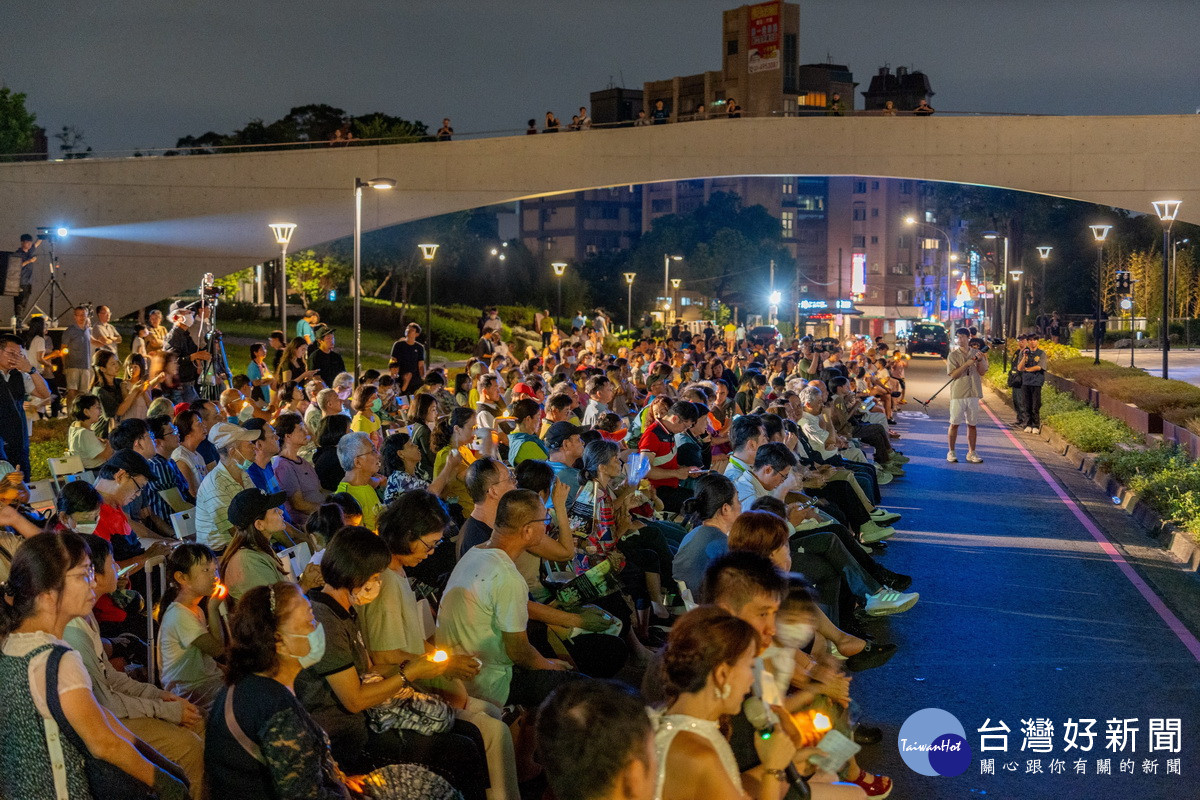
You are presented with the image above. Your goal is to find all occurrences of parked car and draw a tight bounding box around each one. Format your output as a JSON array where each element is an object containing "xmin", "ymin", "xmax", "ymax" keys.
[
  {"xmin": 905, "ymin": 322, "xmax": 950, "ymax": 357},
  {"xmin": 747, "ymin": 325, "xmax": 782, "ymax": 347}
]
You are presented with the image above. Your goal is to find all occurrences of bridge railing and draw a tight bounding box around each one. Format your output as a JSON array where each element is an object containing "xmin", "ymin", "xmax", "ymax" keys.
[{"xmin": 0, "ymin": 106, "xmax": 1063, "ymax": 164}]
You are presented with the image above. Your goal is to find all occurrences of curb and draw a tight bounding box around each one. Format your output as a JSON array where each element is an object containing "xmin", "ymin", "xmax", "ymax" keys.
[{"xmin": 984, "ymin": 382, "xmax": 1200, "ymax": 572}]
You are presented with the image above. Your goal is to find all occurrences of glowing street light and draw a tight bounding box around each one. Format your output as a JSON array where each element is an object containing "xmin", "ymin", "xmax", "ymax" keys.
[
  {"xmin": 1089, "ymin": 223, "xmax": 1114, "ymax": 365},
  {"xmin": 268, "ymin": 223, "xmax": 297, "ymax": 338},
  {"xmin": 1153, "ymin": 200, "xmax": 1182, "ymax": 379},
  {"xmin": 664, "ymin": 254, "xmax": 683, "ymax": 320},
  {"xmin": 353, "ymin": 177, "xmax": 396, "ymax": 378},
  {"xmin": 418, "ymin": 243, "xmax": 439, "ymax": 353},
  {"xmin": 624, "ymin": 272, "xmax": 636, "ymax": 329},
  {"xmin": 552, "ymin": 262, "xmax": 568, "ymax": 325}
]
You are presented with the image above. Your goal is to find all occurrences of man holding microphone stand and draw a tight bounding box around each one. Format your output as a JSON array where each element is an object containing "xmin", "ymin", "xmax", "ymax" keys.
[{"xmin": 945, "ymin": 328, "xmax": 988, "ymax": 464}]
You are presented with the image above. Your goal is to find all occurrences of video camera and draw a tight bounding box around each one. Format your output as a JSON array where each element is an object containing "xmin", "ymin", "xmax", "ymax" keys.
[{"xmin": 968, "ymin": 337, "xmax": 990, "ymax": 353}]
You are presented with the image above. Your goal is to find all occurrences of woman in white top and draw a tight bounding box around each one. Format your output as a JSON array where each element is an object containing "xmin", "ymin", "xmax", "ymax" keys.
[
  {"xmin": 67, "ymin": 395, "xmax": 113, "ymax": 469},
  {"xmin": 0, "ymin": 532, "xmax": 189, "ymax": 799},
  {"xmin": 654, "ymin": 606, "xmax": 801, "ymax": 800},
  {"xmin": 170, "ymin": 409, "xmax": 209, "ymax": 499}
]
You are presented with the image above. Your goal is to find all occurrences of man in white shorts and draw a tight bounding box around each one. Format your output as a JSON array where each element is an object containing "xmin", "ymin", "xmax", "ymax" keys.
[{"xmin": 946, "ymin": 328, "xmax": 987, "ymax": 464}]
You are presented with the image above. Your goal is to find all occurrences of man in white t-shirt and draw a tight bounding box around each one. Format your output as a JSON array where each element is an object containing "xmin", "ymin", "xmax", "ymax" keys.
[
  {"xmin": 436, "ymin": 489, "xmax": 575, "ymax": 708},
  {"xmin": 945, "ymin": 328, "xmax": 988, "ymax": 464}
]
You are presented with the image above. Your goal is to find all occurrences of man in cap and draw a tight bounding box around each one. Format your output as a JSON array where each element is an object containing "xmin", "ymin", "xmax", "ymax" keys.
[
  {"xmin": 545, "ymin": 421, "xmax": 585, "ymax": 508},
  {"xmin": 163, "ymin": 302, "xmax": 211, "ymax": 403},
  {"xmin": 308, "ymin": 324, "xmax": 346, "ymax": 386},
  {"xmin": 193, "ymin": 421, "xmax": 261, "ymax": 552}
]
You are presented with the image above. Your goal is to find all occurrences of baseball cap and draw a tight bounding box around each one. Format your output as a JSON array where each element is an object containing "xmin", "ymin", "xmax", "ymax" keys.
[
  {"xmin": 312, "ymin": 324, "xmax": 336, "ymax": 340},
  {"xmin": 208, "ymin": 421, "xmax": 261, "ymax": 450},
  {"xmin": 512, "ymin": 382, "xmax": 538, "ymax": 399},
  {"xmin": 545, "ymin": 421, "xmax": 585, "ymax": 451},
  {"xmin": 103, "ymin": 449, "xmax": 154, "ymax": 481},
  {"xmin": 228, "ymin": 488, "xmax": 287, "ymax": 530}
]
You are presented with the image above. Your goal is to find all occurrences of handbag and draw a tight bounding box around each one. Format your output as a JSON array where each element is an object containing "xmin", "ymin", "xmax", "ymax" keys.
[
  {"xmin": 46, "ymin": 646, "xmax": 188, "ymax": 800},
  {"xmin": 360, "ymin": 673, "xmax": 454, "ymax": 736},
  {"xmin": 1007, "ymin": 370, "xmax": 1022, "ymax": 388}
]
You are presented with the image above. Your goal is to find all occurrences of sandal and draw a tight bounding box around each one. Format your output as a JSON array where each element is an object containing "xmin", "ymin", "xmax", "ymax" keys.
[{"xmin": 850, "ymin": 770, "xmax": 893, "ymax": 798}]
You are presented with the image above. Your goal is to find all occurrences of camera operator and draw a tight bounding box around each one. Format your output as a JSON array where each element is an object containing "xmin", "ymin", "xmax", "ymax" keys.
[
  {"xmin": 945, "ymin": 328, "xmax": 987, "ymax": 464},
  {"xmin": 163, "ymin": 303, "xmax": 210, "ymax": 403},
  {"xmin": 1016, "ymin": 334, "xmax": 1046, "ymax": 433}
]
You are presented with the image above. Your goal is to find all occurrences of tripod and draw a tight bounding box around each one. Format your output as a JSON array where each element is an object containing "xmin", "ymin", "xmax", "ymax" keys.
[{"xmin": 21, "ymin": 238, "xmax": 75, "ymax": 328}]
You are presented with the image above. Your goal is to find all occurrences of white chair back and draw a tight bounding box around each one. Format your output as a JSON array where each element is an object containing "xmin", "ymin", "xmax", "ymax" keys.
[
  {"xmin": 170, "ymin": 510, "xmax": 196, "ymax": 541},
  {"xmin": 26, "ymin": 480, "xmax": 57, "ymax": 512},
  {"xmin": 142, "ymin": 555, "xmax": 168, "ymax": 687},
  {"xmin": 48, "ymin": 455, "xmax": 85, "ymax": 495},
  {"xmin": 278, "ymin": 542, "xmax": 312, "ymax": 581}
]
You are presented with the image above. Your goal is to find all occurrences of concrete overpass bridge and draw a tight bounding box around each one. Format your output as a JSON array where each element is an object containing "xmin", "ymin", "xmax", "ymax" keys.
[{"xmin": 2, "ymin": 114, "xmax": 1198, "ymax": 316}]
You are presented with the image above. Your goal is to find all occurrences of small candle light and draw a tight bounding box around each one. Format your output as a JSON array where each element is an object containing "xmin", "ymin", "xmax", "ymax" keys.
[
  {"xmin": 212, "ymin": 581, "xmax": 228, "ymax": 600},
  {"xmin": 812, "ymin": 712, "xmax": 832, "ymax": 733},
  {"xmin": 430, "ymin": 650, "xmax": 449, "ymax": 663}
]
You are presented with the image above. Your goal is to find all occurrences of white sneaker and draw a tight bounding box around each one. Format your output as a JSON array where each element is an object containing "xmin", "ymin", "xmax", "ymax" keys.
[
  {"xmin": 1033, "ymin": 427, "xmax": 1041, "ymax": 434},
  {"xmin": 966, "ymin": 451, "xmax": 984, "ymax": 464},
  {"xmin": 1023, "ymin": 427, "xmax": 1033, "ymax": 433},
  {"xmin": 860, "ymin": 521, "xmax": 896, "ymax": 543},
  {"xmin": 865, "ymin": 588, "xmax": 920, "ymax": 616},
  {"xmin": 946, "ymin": 451, "xmax": 958, "ymax": 463}
]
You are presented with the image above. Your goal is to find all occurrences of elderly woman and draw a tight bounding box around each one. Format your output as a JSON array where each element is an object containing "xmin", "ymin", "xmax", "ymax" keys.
[{"xmin": 334, "ymin": 432, "xmax": 385, "ymax": 531}]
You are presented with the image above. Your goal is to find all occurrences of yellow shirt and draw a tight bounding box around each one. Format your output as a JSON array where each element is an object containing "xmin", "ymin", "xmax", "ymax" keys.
[
  {"xmin": 335, "ymin": 481, "xmax": 384, "ymax": 531},
  {"xmin": 351, "ymin": 412, "xmax": 381, "ymax": 435}
]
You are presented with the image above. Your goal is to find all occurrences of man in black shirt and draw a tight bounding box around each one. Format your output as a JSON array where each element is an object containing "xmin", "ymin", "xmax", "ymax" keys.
[
  {"xmin": 13, "ymin": 234, "xmax": 40, "ymax": 323},
  {"xmin": 389, "ymin": 323, "xmax": 425, "ymax": 395},
  {"xmin": 164, "ymin": 304, "xmax": 209, "ymax": 403},
  {"xmin": 308, "ymin": 325, "xmax": 346, "ymax": 386}
]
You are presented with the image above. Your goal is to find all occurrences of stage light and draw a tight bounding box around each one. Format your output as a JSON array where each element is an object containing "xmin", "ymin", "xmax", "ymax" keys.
[{"xmin": 56, "ymin": 227, "xmax": 70, "ymax": 238}]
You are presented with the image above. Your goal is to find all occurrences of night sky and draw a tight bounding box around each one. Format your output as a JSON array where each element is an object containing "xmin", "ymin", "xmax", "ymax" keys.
[{"xmin": 5, "ymin": 0, "xmax": 1199, "ymax": 156}]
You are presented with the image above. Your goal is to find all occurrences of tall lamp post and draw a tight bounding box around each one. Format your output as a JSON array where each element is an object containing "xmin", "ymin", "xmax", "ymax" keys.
[
  {"xmin": 671, "ymin": 278, "xmax": 682, "ymax": 323},
  {"xmin": 418, "ymin": 243, "xmax": 439, "ymax": 355},
  {"xmin": 663, "ymin": 254, "xmax": 682, "ymax": 323},
  {"xmin": 1090, "ymin": 224, "xmax": 1113, "ymax": 366},
  {"xmin": 906, "ymin": 217, "xmax": 954, "ymax": 321},
  {"xmin": 1036, "ymin": 246, "xmax": 1052, "ymax": 322},
  {"xmin": 552, "ymin": 262, "xmax": 567, "ymax": 326},
  {"xmin": 354, "ymin": 177, "xmax": 396, "ymax": 379},
  {"xmin": 1008, "ymin": 269, "xmax": 1024, "ymax": 341},
  {"xmin": 624, "ymin": 272, "xmax": 636, "ymax": 330},
  {"xmin": 983, "ymin": 231, "xmax": 1009, "ymax": 338},
  {"xmin": 1152, "ymin": 200, "xmax": 1182, "ymax": 379},
  {"xmin": 268, "ymin": 223, "xmax": 297, "ymax": 337}
]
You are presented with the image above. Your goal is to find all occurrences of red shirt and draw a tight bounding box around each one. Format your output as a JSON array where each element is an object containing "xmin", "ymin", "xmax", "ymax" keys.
[{"xmin": 639, "ymin": 420, "xmax": 680, "ymax": 488}]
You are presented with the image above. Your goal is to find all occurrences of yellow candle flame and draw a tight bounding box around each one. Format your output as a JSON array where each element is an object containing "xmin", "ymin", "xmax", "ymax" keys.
[
  {"xmin": 431, "ymin": 650, "xmax": 449, "ymax": 663},
  {"xmin": 813, "ymin": 712, "xmax": 832, "ymax": 732}
]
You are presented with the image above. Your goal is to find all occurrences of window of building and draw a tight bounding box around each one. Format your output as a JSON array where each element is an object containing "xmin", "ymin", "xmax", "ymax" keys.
[
  {"xmin": 899, "ymin": 181, "xmax": 912, "ymax": 194},
  {"xmin": 852, "ymin": 206, "xmax": 866, "ymax": 221},
  {"xmin": 925, "ymin": 210, "xmax": 935, "ymax": 223},
  {"xmin": 892, "ymin": 263, "xmax": 911, "ymax": 275},
  {"xmin": 586, "ymin": 244, "xmax": 598, "ymax": 256},
  {"xmin": 650, "ymin": 198, "xmax": 672, "ymax": 213},
  {"xmin": 544, "ymin": 237, "xmax": 556, "ymax": 250},
  {"xmin": 853, "ymin": 235, "xmax": 866, "ymax": 248},
  {"xmin": 853, "ymin": 180, "xmax": 867, "ymax": 194},
  {"xmin": 798, "ymin": 92, "xmax": 827, "ymax": 108},
  {"xmin": 868, "ymin": 261, "xmax": 883, "ymax": 275},
  {"xmin": 872, "ymin": 181, "xmax": 880, "ymax": 191},
  {"xmin": 781, "ymin": 181, "xmax": 794, "ymax": 194},
  {"xmin": 871, "ymin": 208, "xmax": 879, "ymax": 218},
  {"xmin": 727, "ymin": 39, "xmax": 738, "ymax": 55},
  {"xmin": 897, "ymin": 289, "xmax": 913, "ymax": 304},
  {"xmin": 897, "ymin": 235, "xmax": 911, "ymax": 249},
  {"xmin": 781, "ymin": 211, "xmax": 795, "ymax": 237},
  {"xmin": 870, "ymin": 235, "xmax": 879, "ymax": 244},
  {"xmin": 796, "ymin": 195, "xmax": 825, "ymax": 211}
]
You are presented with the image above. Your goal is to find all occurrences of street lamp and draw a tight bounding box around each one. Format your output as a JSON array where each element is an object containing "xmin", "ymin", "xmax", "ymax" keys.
[
  {"xmin": 906, "ymin": 217, "xmax": 954, "ymax": 321},
  {"xmin": 268, "ymin": 223, "xmax": 296, "ymax": 337},
  {"xmin": 624, "ymin": 272, "xmax": 636, "ymax": 329},
  {"xmin": 671, "ymin": 278, "xmax": 682, "ymax": 322},
  {"xmin": 1090, "ymin": 223, "xmax": 1113, "ymax": 365},
  {"xmin": 552, "ymin": 262, "xmax": 567, "ymax": 325},
  {"xmin": 1036, "ymin": 246, "xmax": 1052, "ymax": 321},
  {"xmin": 418, "ymin": 243, "xmax": 439, "ymax": 355},
  {"xmin": 354, "ymin": 177, "xmax": 396, "ymax": 379},
  {"xmin": 769, "ymin": 291, "xmax": 782, "ymax": 325},
  {"xmin": 664, "ymin": 254, "xmax": 683, "ymax": 321},
  {"xmin": 1009, "ymin": 269, "xmax": 1024, "ymax": 341},
  {"xmin": 1152, "ymin": 200, "xmax": 1182, "ymax": 379}
]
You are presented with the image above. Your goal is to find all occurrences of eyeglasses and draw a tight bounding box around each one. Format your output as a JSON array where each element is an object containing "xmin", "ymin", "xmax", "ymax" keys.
[
  {"xmin": 413, "ymin": 536, "xmax": 441, "ymax": 554},
  {"xmin": 526, "ymin": 515, "xmax": 552, "ymax": 528},
  {"xmin": 67, "ymin": 565, "xmax": 96, "ymax": 583}
]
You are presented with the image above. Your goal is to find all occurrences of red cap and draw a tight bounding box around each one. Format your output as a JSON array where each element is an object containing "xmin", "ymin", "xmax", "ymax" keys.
[
  {"xmin": 512, "ymin": 382, "xmax": 537, "ymax": 398},
  {"xmin": 598, "ymin": 428, "xmax": 628, "ymax": 442},
  {"xmin": 173, "ymin": 402, "xmax": 191, "ymax": 417}
]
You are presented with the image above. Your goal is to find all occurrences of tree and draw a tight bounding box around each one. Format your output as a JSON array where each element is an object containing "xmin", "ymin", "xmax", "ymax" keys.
[
  {"xmin": 0, "ymin": 88, "xmax": 38, "ymax": 161},
  {"xmin": 353, "ymin": 113, "xmax": 428, "ymax": 143},
  {"xmin": 54, "ymin": 126, "xmax": 92, "ymax": 159},
  {"xmin": 287, "ymin": 249, "xmax": 351, "ymax": 308}
]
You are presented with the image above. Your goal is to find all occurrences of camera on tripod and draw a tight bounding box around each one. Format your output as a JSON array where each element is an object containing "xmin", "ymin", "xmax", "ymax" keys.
[{"xmin": 201, "ymin": 285, "xmax": 225, "ymax": 299}]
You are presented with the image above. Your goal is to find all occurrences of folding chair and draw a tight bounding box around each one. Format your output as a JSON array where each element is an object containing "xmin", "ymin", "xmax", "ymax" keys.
[
  {"xmin": 170, "ymin": 510, "xmax": 196, "ymax": 541},
  {"xmin": 278, "ymin": 542, "xmax": 312, "ymax": 580},
  {"xmin": 26, "ymin": 480, "xmax": 57, "ymax": 513},
  {"xmin": 142, "ymin": 555, "xmax": 168, "ymax": 687},
  {"xmin": 47, "ymin": 455, "xmax": 86, "ymax": 496},
  {"xmin": 158, "ymin": 487, "xmax": 193, "ymax": 514}
]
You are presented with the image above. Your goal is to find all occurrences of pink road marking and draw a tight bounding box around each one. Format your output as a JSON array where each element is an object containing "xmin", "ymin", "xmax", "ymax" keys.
[{"xmin": 979, "ymin": 401, "xmax": 1200, "ymax": 663}]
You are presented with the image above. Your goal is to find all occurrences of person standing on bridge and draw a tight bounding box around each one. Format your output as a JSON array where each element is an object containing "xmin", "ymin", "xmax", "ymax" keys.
[
  {"xmin": 946, "ymin": 328, "xmax": 986, "ymax": 464},
  {"xmin": 436, "ymin": 118, "xmax": 453, "ymax": 141},
  {"xmin": 913, "ymin": 98, "xmax": 935, "ymax": 116}
]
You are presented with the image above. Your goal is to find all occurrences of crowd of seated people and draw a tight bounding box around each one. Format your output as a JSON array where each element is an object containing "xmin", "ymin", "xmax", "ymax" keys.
[{"xmin": 0, "ymin": 306, "xmax": 928, "ymax": 798}]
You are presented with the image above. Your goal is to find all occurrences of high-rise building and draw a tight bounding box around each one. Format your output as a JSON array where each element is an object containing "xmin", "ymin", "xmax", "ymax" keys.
[
  {"xmin": 518, "ymin": 186, "xmax": 643, "ymax": 265},
  {"xmin": 861, "ymin": 65, "xmax": 934, "ymax": 113}
]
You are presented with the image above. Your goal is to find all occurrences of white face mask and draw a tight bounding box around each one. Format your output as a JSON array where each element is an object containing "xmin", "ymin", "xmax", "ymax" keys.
[
  {"xmin": 74, "ymin": 520, "xmax": 99, "ymax": 534},
  {"xmin": 774, "ymin": 621, "xmax": 815, "ymax": 650}
]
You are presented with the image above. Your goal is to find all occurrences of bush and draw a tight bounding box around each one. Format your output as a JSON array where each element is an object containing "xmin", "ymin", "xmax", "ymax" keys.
[
  {"xmin": 1044, "ymin": 408, "xmax": 1140, "ymax": 453},
  {"xmin": 1095, "ymin": 444, "xmax": 1189, "ymax": 484}
]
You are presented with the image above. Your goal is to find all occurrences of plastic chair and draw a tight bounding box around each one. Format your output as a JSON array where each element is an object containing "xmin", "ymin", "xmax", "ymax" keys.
[
  {"xmin": 170, "ymin": 510, "xmax": 196, "ymax": 541},
  {"xmin": 47, "ymin": 455, "xmax": 85, "ymax": 496},
  {"xmin": 26, "ymin": 480, "xmax": 57, "ymax": 513},
  {"xmin": 141, "ymin": 555, "xmax": 168, "ymax": 687}
]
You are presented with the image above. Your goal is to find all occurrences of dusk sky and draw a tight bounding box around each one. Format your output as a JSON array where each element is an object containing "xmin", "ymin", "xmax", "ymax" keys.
[{"xmin": 4, "ymin": 0, "xmax": 1199, "ymax": 155}]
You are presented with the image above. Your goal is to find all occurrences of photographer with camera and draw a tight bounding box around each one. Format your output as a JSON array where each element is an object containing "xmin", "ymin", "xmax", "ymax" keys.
[
  {"xmin": 163, "ymin": 303, "xmax": 210, "ymax": 404},
  {"xmin": 1015, "ymin": 334, "xmax": 1046, "ymax": 434},
  {"xmin": 945, "ymin": 328, "xmax": 987, "ymax": 464}
]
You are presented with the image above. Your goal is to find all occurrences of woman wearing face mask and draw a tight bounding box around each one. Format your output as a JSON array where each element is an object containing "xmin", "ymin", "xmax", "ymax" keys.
[
  {"xmin": 206, "ymin": 581, "xmax": 461, "ymax": 800},
  {"xmin": 294, "ymin": 526, "xmax": 489, "ymax": 798},
  {"xmin": 349, "ymin": 384, "xmax": 383, "ymax": 448},
  {"xmin": 272, "ymin": 413, "xmax": 327, "ymax": 527}
]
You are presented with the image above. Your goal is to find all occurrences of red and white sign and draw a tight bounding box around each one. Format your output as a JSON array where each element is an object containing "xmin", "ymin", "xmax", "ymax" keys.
[{"xmin": 747, "ymin": 1, "xmax": 781, "ymax": 74}]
